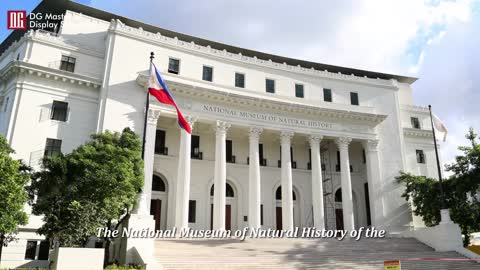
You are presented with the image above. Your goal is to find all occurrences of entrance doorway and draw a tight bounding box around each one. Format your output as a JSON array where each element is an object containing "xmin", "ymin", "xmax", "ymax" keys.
[
  {"xmin": 151, "ymin": 174, "xmax": 168, "ymax": 230},
  {"xmin": 334, "ymin": 187, "xmax": 359, "ymax": 230},
  {"xmin": 275, "ymin": 186, "xmax": 299, "ymax": 230},
  {"xmin": 210, "ymin": 182, "xmax": 236, "ymax": 230}
]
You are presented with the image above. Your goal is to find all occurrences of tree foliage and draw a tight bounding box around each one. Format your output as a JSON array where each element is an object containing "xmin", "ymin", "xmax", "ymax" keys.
[
  {"xmin": 0, "ymin": 134, "xmax": 30, "ymax": 261},
  {"xmin": 397, "ymin": 128, "xmax": 480, "ymax": 246},
  {"xmin": 29, "ymin": 128, "xmax": 144, "ymax": 248}
]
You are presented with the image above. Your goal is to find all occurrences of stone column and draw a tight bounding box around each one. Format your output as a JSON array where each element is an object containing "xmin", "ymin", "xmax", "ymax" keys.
[
  {"xmin": 248, "ymin": 127, "xmax": 263, "ymax": 229},
  {"xmin": 136, "ymin": 109, "xmax": 161, "ymax": 215},
  {"xmin": 174, "ymin": 116, "xmax": 196, "ymax": 230},
  {"xmin": 280, "ymin": 131, "xmax": 294, "ymax": 230},
  {"xmin": 335, "ymin": 137, "xmax": 355, "ymax": 231},
  {"xmin": 213, "ymin": 121, "xmax": 231, "ymax": 230},
  {"xmin": 309, "ymin": 135, "xmax": 325, "ymax": 229},
  {"xmin": 363, "ymin": 139, "xmax": 383, "ymax": 227}
]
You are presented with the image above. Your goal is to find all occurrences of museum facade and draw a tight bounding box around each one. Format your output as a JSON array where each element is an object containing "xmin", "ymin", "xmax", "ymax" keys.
[{"xmin": 0, "ymin": 0, "xmax": 441, "ymax": 267}]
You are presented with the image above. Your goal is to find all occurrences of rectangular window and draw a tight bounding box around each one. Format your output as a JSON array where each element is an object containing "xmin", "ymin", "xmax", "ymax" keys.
[
  {"xmin": 154, "ymin": 130, "xmax": 167, "ymax": 155},
  {"xmin": 235, "ymin": 72, "xmax": 245, "ymax": 88},
  {"xmin": 168, "ymin": 58, "xmax": 180, "ymax": 74},
  {"xmin": 295, "ymin": 84, "xmax": 304, "ymax": 98},
  {"xmin": 51, "ymin": 101, "xmax": 68, "ymax": 122},
  {"xmin": 265, "ymin": 79, "xmax": 275, "ymax": 93},
  {"xmin": 226, "ymin": 139, "xmax": 234, "ymax": 163},
  {"xmin": 38, "ymin": 241, "xmax": 49, "ymax": 260},
  {"xmin": 336, "ymin": 150, "xmax": 341, "ymax": 171},
  {"xmin": 364, "ymin": 183, "xmax": 372, "ymax": 226},
  {"xmin": 350, "ymin": 92, "xmax": 359, "ymax": 105},
  {"xmin": 362, "ymin": 149, "xmax": 366, "ymax": 164},
  {"xmin": 260, "ymin": 204, "xmax": 264, "ymax": 226},
  {"xmin": 3, "ymin": 97, "xmax": 9, "ymax": 112},
  {"xmin": 24, "ymin": 240, "xmax": 37, "ymax": 260},
  {"xmin": 188, "ymin": 200, "xmax": 196, "ymax": 223},
  {"xmin": 44, "ymin": 138, "xmax": 62, "ymax": 158},
  {"xmin": 416, "ymin": 149, "xmax": 425, "ymax": 164},
  {"xmin": 202, "ymin": 66, "xmax": 213, "ymax": 82},
  {"xmin": 60, "ymin": 55, "xmax": 76, "ymax": 72},
  {"xmin": 411, "ymin": 117, "xmax": 421, "ymax": 129},
  {"xmin": 191, "ymin": 135, "xmax": 201, "ymax": 159},
  {"xmin": 323, "ymin": 88, "xmax": 332, "ymax": 102}
]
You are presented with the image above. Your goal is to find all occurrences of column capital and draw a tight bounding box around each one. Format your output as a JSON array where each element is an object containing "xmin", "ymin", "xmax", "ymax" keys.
[
  {"xmin": 214, "ymin": 120, "xmax": 231, "ymax": 135},
  {"xmin": 249, "ymin": 127, "xmax": 263, "ymax": 140},
  {"xmin": 309, "ymin": 134, "xmax": 323, "ymax": 146},
  {"xmin": 280, "ymin": 130, "xmax": 294, "ymax": 145},
  {"xmin": 185, "ymin": 115, "xmax": 198, "ymax": 129},
  {"xmin": 363, "ymin": 139, "xmax": 379, "ymax": 152},
  {"xmin": 146, "ymin": 109, "xmax": 161, "ymax": 125},
  {"xmin": 335, "ymin": 137, "xmax": 352, "ymax": 148}
]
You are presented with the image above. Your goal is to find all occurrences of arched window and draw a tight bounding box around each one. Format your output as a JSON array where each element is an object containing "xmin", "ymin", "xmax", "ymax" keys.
[
  {"xmin": 210, "ymin": 183, "xmax": 235, "ymax": 197},
  {"xmin": 152, "ymin": 175, "xmax": 166, "ymax": 192},
  {"xmin": 275, "ymin": 186, "xmax": 296, "ymax": 200},
  {"xmin": 335, "ymin": 188, "xmax": 342, "ymax": 202}
]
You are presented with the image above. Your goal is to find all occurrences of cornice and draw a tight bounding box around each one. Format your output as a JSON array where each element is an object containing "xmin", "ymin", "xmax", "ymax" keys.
[
  {"xmin": 401, "ymin": 104, "xmax": 430, "ymax": 114},
  {"xmin": 137, "ymin": 73, "xmax": 387, "ymax": 126},
  {"xmin": 403, "ymin": 127, "xmax": 433, "ymax": 138},
  {"xmin": 0, "ymin": 61, "xmax": 102, "ymax": 89},
  {"xmin": 112, "ymin": 19, "xmax": 398, "ymax": 89}
]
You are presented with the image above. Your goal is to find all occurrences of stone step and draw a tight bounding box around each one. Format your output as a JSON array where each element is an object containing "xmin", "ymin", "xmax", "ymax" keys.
[{"xmin": 153, "ymin": 237, "xmax": 480, "ymax": 270}]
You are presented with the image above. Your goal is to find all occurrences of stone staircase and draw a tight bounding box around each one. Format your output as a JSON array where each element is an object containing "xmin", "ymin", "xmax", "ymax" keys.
[{"xmin": 153, "ymin": 237, "xmax": 480, "ymax": 269}]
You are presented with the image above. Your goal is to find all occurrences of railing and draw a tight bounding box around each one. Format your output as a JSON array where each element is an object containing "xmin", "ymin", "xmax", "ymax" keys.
[
  {"xmin": 227, "ymin": 155, "xmax": 236, "ymax": 163},
  {"xmin": 155, "ymin": 147, "xmax": 168, "ymax": 156},
  {"xmin": 191, "ymin": 152, "xmax": 203, "ymax": 160}
]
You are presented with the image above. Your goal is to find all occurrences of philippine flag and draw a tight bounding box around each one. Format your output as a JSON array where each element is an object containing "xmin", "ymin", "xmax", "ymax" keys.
[{"xmin": 148, "ymin": 63, "xmax": 191, "ymax": 134}]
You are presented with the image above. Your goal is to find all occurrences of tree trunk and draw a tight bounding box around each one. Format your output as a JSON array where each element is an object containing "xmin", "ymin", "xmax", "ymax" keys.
[
  {"xmin": 0, "ymin": 235, "xmax": 4, "ymax": 264},
  {"xmin": 103, "ymin": 220, "xmax": 112, "ymax": 267}
]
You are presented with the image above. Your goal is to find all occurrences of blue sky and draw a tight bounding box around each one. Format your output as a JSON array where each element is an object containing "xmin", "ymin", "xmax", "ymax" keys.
[{"xmin": 1, "ymin": 0, "xmax": 479, "ymax": 169}]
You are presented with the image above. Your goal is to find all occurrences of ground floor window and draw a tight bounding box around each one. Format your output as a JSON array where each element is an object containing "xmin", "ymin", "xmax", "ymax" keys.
[{"xmin": 24, "ymin": 240, "xmax": 49, "ymax": 260}]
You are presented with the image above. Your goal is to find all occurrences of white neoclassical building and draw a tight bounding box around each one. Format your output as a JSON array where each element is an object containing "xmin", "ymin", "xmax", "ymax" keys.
[{"xmin": 0, "ymin": 0, "xmax": 442, "ymax": 268}]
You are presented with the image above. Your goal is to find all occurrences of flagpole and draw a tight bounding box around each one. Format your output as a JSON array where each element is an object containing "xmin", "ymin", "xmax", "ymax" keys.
[
  {"xmin": 141, "ymin": 52, "xmax": 154, "ymax": 159},
  {"xmin": 428, "ymin": 104, "xmax": 447, "ymax": 210}
]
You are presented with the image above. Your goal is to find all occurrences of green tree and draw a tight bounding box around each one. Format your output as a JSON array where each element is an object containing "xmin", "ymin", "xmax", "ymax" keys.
[
  {"xmin": 29, "ymin": 128, "xmax": 143, "ymax": 264},
  {"xmin": 0, "ymin": 134, "xmax": 30, "ymax": 263},
  {"xmin": 397, "ymin": 128, "xmax": 480, "ymax": 246}
]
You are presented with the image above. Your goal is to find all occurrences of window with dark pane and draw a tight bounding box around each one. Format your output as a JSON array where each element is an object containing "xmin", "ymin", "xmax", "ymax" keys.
[
  {"xmin": 350, "ymin": 92, "xmax": 359, "ymax": 105},
  {"xmin": 416, "ymin": 149, "xmax": 425, "ymax": 163},
  {"xmin": 44, "ymin": 138, "xmax": 62, "ymax": 158},
  {"xmin": 210, "ymin": 183, "xmax": 234, "ymax": 197},
  {"xmin": 260, "ymin": 204, "xmax": 264, "ymax": 225},
  {"xmin": 323, "ymin": 88, "xmax": 332, "ymax": 102},
  {"xmin": 265, "ymin": 79, "xmax": 275, "ymax": 93},
  {"xmin": 235, "ymin": 72, "xmax": 245, "ymax": 88},
  {"xmin": 295, "ymin": 84, "xmax": 304, "ymax": 98},
  {"xmin": 411, "ymin": 117, "xmax": 421, "ymax": 129},
  {"xmin": 188, "ymin": 200, "xmax": 196, "ymax": 223},
  {"xmin": 168, "ymin": 58, "xmax": 180, "ymax": 74},
  {"xmin": 154, "ymin": 130, "xmax": 166, "ymax": 155},
  {"xmin": 275, "ymin": 186, "xmax": 296, "ymax": 200},
  {"xmin": 24, "ymin": 240, "xmax": 37, "ymax": 260},
  {"xmin": 202, "ymin": 66, "xmax": 213, "ymax": 82},
  {"xmin": 51, "ymin": 101, "xmax": 68, "ymax": 121},
  {"xmin": 38, "ymin": 241, "xmax": 50, "ymax": 260},
  {"xmin": 60, "ymin": 55, "xmax": 76, "ymax": 72},
  {"xmin": 152, "ymin": 175, "xmax": 166, "ymax": 192}
]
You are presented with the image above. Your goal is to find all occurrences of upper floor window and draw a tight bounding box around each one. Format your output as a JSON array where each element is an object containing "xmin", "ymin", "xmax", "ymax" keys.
[
  {"xmin": 60, "ymin": 55, "xmax": 76, "ymax": 72},
  {"xmin": 266, "ymin": 79, "xmax": 275, "ymax": 93},
  {"xmin": 51, "ymin": 101, "xmax": 68, "ymax": 122},
  {"xmin": 25, "ymin": 240, "xmax": 49, "ymax": 260},
  {"xmin": 168, "ymin": 58, "xmax": 180, "ymax": 74},
  {"xmin": 154, "ymin": 130, "xmax": 167, "ymax": 155},
  {"xmin": 350, "ymin": 92, "xmax": 359, "ymax": 105},
  {"xmin": 188, "ymin": 200, "xmax": 196, "ymax": 223},
  {"xmin": 3, "ymin": 97, "xmax": 9, "ymax": 112},
  {"xmin": 416, "ymin": 149, "xmax": 425, "ymax": 164},
  {"xmin": 202, "ymin": 66, "xmax": 213, "ymax": 82},
  {"xmin": 235, "ymin": 72, "xmax": 245, "ymax": 88},
  {"xmin": 44, "ymin": 138, "xmax": 62, "ymax": 158},
  {"xmin": 295, "ymin": 84, "xmax": 304, "ymax": 98},
  {"xmin": 411, "ymin": 117, "xmax": 421, "ymax": 129},
  {"xmin": 323, "ymin": 88, "xmax": 332, "ymax": 102}
]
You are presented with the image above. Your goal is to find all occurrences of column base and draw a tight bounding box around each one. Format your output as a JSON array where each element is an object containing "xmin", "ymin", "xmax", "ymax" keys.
[{"xmin": 122, "ymin": 214, "xmax": 160, "ymax": 269}]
